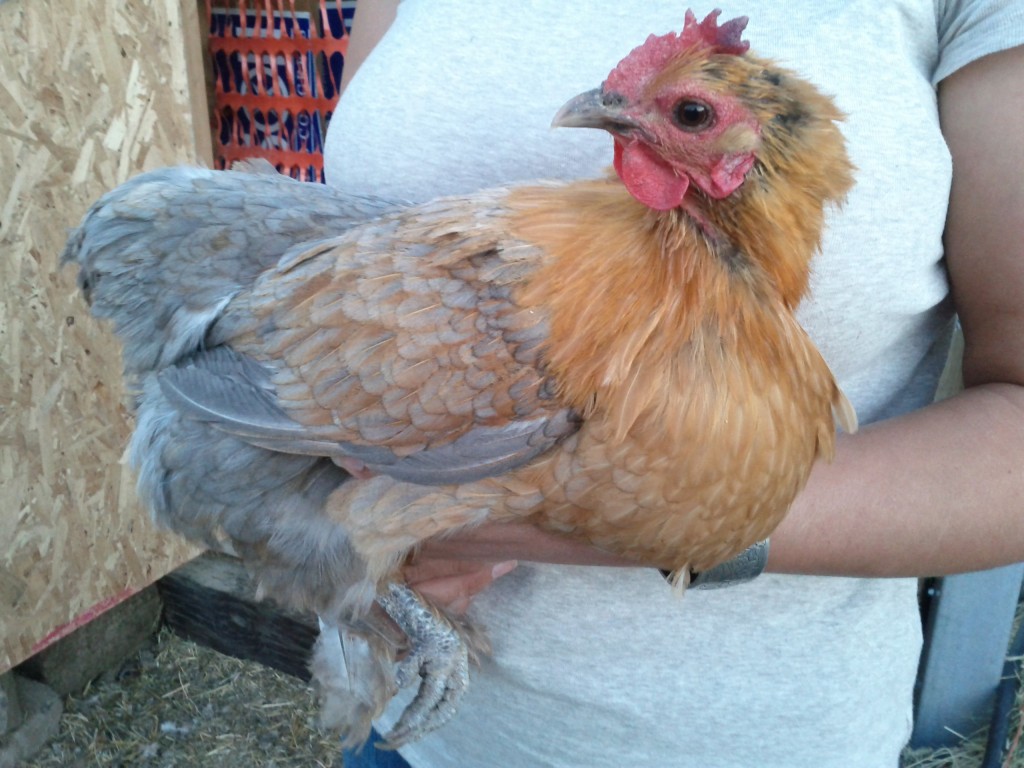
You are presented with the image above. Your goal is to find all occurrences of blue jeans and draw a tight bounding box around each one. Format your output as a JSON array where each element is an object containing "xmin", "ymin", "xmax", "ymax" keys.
[{"xmin": 341, "ymin": 729, "xmax": 412, "ymax": 768}]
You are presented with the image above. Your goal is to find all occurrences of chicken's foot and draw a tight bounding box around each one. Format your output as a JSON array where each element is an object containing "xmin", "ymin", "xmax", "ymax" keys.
[{"xmin": 376, "ymin": 583, "xmax": 469, "ymax": 748}]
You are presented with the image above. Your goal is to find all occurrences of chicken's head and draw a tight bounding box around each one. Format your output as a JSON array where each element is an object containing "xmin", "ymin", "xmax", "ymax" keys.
[{"xmin": 553, "ymin": 9, "xmax": 767, "ymax": 211}]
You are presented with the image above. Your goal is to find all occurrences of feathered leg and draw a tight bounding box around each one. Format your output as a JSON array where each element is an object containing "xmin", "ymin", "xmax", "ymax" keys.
[{"xmin": 314, "ymin": 584, "xmax": 483, "ymax": 749}]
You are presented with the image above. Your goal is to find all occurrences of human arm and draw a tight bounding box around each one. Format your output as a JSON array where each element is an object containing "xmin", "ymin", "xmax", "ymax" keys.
[
  {"xmin": 769, "ymin": 43, "xmax": 1024, "ymax": 576},
  {"xmin": 408, "ymin": 45, "xmax": 1024, "ymax": 604},
  {"xmin": 339, "ymin": 0, "xmax": 398, "ymax": 93}
]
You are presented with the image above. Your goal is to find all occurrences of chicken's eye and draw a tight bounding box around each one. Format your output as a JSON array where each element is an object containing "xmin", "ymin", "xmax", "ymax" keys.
[{"xmin": 673, "ymin": 100, "xmax": 714, "ymax": 132}]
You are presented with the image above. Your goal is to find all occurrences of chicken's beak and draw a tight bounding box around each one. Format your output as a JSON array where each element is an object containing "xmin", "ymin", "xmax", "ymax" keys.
[{"xmin": 551, "ymin": 87, "xmax": 642, "ymax": 137}]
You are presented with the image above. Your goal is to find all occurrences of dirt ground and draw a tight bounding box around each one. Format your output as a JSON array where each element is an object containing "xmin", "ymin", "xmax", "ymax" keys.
[
  {"xmin": 23, "ymin": 628, "xmax": 340, "ymax": 768},
  {"xmin": 19, "ymin": 625, "xmax": 1024, "ymax": 768}
]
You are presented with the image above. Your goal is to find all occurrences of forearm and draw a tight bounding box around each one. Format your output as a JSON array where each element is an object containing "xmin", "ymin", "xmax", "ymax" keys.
[
  {"xmin": 770, "ymin": 382, "xmax": 1024, "ymax": 577},
  {"xmin": 416, "ymin": 383, "xmax": 1024, "ymax": 580},
  {"xmin": 414, "ymin": 518, "xmax": 638, "ymax": 568},
  {"xmin": 774, "ymin": 47, "xmax": 1024, "ymax": 578}
]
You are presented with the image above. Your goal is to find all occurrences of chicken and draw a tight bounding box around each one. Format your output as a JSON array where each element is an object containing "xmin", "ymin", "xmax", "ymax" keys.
[{"xmin": 62, "ymin": 9, "xmax": 856, "ymax": 749}]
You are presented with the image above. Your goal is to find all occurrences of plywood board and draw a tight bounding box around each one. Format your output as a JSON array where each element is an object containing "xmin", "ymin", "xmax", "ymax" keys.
[{"xmin": 0, "ymin": 0, "xmax": 212, "ymax": 673}]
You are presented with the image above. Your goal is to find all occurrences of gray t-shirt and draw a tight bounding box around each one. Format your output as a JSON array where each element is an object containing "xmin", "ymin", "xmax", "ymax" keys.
[{"xmin": 324, "ymin": 2, "xmax": 1024, "ymax": 766}]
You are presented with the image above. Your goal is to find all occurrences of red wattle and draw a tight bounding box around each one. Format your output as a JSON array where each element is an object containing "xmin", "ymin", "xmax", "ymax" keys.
[{"xmin": 613, "ymin": 140, "xmax": 689, "ymax": 211}]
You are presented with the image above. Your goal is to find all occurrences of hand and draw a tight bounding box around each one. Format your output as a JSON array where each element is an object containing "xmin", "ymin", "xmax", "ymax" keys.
[
  {"xmin": 403, "ymin": 557, "xmax": 519, "ymax": 615},
  {"xmin": 404, "ymin": 522, "xmax": 639, "ymax": 614}
]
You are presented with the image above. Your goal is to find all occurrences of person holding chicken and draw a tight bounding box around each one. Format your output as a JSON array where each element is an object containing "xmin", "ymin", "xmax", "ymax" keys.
[
  {"xmin": 62, "ymin": 1, "xmax": 1024, "ymax": 766},
  {"xmin": 327, "ymin": 2, "xmax": 1024, "ymax": 766}
]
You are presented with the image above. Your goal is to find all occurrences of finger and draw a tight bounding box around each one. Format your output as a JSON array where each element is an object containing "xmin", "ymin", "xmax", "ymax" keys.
[
  {"xmin": 414, "ymin": 574, "xmax": 485, "ymax": 614},
  {"xmin": 403, "ymin": 557, "xmax": 496, "ymax": 585},
  {"xmin": 414, "ymin": 561, "xmax": 518, "ymax": 614}
]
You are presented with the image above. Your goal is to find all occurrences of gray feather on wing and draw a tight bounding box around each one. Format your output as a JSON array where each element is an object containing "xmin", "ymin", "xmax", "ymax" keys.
[
  {"xmin": 336, "ymin": 412, "xmax": 578, "ymax": 485},
  {"xmin": 158, "ymin": 346, "xmax": 303, "ymax": 438},
  {"xmin": 159, "ymin": 347, "xmax": 578, "ymax": 486}
]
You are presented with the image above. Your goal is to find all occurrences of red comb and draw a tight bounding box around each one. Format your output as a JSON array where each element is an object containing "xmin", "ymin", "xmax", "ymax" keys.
[
  {"xmin": 679, "ymin": 9, "xmax": 749, "ymax": 55},
  {"xmin": 605, "ymin": 10, "xmax": 750, "ymax": 94}
]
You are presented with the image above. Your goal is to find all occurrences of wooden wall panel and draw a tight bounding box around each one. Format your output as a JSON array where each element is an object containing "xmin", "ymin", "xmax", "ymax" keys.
[{"xmin": 0, "ymin": 0, "xmax": 211, "ymax": 672}]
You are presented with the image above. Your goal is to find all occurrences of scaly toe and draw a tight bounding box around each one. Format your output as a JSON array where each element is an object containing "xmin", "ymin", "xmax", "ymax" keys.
[{"xmin": 376, "ymin": 583, "xmax": 471, "ymax": 746}]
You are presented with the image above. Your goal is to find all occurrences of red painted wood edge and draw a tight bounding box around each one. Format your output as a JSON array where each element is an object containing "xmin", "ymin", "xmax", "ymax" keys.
[{"xmin": 28, "ymin": 586, "xmax": 142, "ymax": 657}]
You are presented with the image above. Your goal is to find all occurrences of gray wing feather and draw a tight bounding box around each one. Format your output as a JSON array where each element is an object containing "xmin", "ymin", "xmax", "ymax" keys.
[
  {"xmin": 337, "ymin": 414, "xmax": 578, "ymax": 485},
  {"xmin": 160, "ymin": 347, "xmax": 578, "ymax": 485},
  {"xmin": 158, "ymin": 346, "xmax": 301, "ymax": 437},
  {"xmin": 62, "ymin": 165, "xmax": 405, "ymax": 376}
]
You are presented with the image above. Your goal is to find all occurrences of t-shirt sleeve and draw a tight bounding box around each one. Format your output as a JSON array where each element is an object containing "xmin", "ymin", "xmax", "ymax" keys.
[{"xmin": 934, "ymin": 0, "xmax": 1024, "ymax": 84}]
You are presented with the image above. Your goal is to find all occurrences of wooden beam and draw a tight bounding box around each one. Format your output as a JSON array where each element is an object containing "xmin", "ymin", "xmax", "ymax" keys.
[{"xmin": 158, "ymin": 552, "xmax": 319, "ymax": 681}]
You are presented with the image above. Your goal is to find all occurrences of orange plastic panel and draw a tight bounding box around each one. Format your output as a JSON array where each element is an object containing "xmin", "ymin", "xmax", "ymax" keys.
[{"xmin": 206, "ymin": 1, "xmax": 351, "ymax": 182}]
